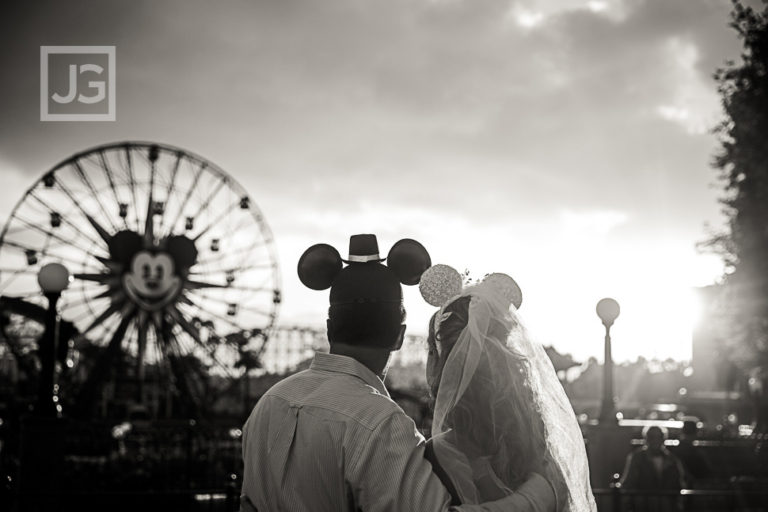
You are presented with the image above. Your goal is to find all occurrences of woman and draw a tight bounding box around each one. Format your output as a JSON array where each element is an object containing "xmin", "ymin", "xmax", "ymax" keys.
[{"xmin": 420, "ymin": 266, "xmax": 597, "ymax": 511}]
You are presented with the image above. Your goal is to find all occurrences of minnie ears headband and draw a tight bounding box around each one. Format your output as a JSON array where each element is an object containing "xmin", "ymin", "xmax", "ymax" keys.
[
  {"xmin": 297, "ymin": 235, "xmax": 432, "ymax": 291},
  {"xmin": 418, "ymin": 264, "xmax": 523, "ymax": 310}
]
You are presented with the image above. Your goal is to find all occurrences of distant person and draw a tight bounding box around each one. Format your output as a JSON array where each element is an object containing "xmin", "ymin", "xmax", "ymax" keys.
[
  {"xmin": 674, "ymin": 419, "xmax": 712, "ymax": 486},
  {"xmin": 620, "ymin": 425, "xmax": 685, "ymax": 511}
]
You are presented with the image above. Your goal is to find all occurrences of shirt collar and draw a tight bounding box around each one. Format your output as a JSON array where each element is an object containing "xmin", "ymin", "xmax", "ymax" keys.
[{"xmin": 310, "ymin": 352, "xmax": 390, "ymax": 398}]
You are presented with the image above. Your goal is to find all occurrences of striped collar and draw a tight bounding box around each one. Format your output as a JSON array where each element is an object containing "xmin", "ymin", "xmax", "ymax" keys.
[{"xmin": 310, "ymin": 352, "xmax": 390, "ymax": 398}]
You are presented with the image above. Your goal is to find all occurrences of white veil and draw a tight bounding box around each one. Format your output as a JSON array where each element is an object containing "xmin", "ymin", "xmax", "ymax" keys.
[{"xmin": 426, "ymin": 273, "xmax": 596, "ymax": 512}]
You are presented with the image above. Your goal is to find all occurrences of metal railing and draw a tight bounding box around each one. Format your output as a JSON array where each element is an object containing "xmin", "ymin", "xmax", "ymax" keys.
[
  {"xmin": 1, "ymin": 486, "xmax": 240, "ymax": 512},
  {"xmin": 6, "ymin": 486, "xmax": 768, "ymax": 512},
  {"xmin": 592, "ymin": 487, "xmax": 768, "ymax": 512}
]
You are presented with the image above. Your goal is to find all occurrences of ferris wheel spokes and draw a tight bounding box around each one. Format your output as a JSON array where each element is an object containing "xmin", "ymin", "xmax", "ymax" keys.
[
  {"xmin": 0, "ymin": 239, "xmax": 102, "ymax": 273},
  {"xmin": 50, "ymin": 168, "xmax": 119, "ymax": 240},
  {"xmin": 70, "ymin": 160, "xmax": 120, "ymax": 234},
  {"xmin": 190, "ymin": 197, "xmax": 244, "ymax": 243},
  {"xmin": 164, "ymin": 161, "xmax": 207, "ymax": 238},
  {"xmin": 0, "ymin": 141, "xmax": 281, "ymax": 416},
  {"xmin": 74, "ymin": 312, "xmax": 134, "ymax": 414},
  {"xmin": 185, "ymin": 177, "xmax": 229, "ymax": 233},
  {"xmin": 11, "ymin": 217, "xmax": 109, "ymax": 263},
  {"xmin": 27, "ymin": 192, "xmax": 106, "ymax": 250},
  {"xmin": 122, "ymin": 145, "xmax": 141, "ymax": 231},
  {"xmin": 155, "ymin": 152, "xmax": 183, "ymax": 236},
  {"xmin": 194, "ymin": 241, "xmax": 272, "ymax": 268},
  {"xmin": 96, "ymin": 149, "xmax": 129, "ymax": 231}
]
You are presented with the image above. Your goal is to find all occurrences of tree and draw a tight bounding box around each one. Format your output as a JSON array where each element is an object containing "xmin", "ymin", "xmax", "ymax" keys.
[{"xmin": 707, "ymin": 0, "xmax": 768, "ymax": 430}]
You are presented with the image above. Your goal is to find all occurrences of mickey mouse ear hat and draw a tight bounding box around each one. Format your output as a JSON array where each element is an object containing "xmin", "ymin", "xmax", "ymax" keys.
[
  {"xmin": 298, "ymin": 234, "xmax": 431, "ymax": 304},
  {"xmin": 419, "ymin": 264, "xmax": 523, "ymax": 310}
]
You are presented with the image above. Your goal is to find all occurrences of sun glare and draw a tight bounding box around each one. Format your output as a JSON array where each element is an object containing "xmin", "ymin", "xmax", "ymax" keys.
[
  {"xmin": 281, "ymin": 204, "xmax": 723, "ymax": 364},
  {"xmin": 611, "ymin": 285, "xmax": 701, "ymax": 362},
  {"xmin": 511, "ymin": 8, "xmax": 545, "ymax": 28}
]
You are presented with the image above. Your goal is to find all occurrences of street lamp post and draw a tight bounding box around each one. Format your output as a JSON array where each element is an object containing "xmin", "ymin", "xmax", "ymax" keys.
[
  {"xmin": 596, "ymin": 297, "xmax": 620, "ymax": 425},
  {"xmin": 36, "ymin": 262, "xmax": 71, "ymax": 417},
  {"xmin": 20, "ymin": 263, "xmax": 71, "ymax": 507}
]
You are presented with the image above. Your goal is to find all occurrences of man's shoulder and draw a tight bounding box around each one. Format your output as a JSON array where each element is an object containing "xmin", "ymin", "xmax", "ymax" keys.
[
  {"xmin": 663, "ymin": 448, "xmax": 684, "ymax": 464},
  {"xmin": 263, "ymin": 368, "xmax": 312, "ymax": 392},
  {"xmin": 627, "ymin": 448, "xmax": 650, "ymax": 464},
  {"xmin": 262, "ymin": 369, "xmax": 404, "ymax": 431}
]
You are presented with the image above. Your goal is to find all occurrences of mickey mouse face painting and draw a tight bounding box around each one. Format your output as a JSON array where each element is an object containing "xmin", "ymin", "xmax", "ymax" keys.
[
  {"xmin": 124, "ymin": 251, "xmax": 181, "ymax": 301},
  {"xmin": 110, "ymin": 231, "xmax": 197, "ymax": 312}
]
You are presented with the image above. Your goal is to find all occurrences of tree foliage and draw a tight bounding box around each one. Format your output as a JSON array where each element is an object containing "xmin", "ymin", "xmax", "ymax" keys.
[{"xmin": 708, "ymin": 0, "xmax": 768, "ymax": 428}]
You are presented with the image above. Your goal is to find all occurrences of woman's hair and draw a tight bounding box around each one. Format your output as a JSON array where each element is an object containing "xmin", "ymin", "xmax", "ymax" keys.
[
  {"xmin": 427, "ymin": 296, "xmax": 470, "ymax": 397},
  {"xmin": 430, "ymin": 294, "xmax": 547, "ymax": 491}
]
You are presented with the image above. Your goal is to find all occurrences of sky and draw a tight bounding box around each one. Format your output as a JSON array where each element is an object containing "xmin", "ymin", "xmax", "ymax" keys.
[{"xmin": 0, "ymin": 0, "xmax": 749, "ymax": 362}]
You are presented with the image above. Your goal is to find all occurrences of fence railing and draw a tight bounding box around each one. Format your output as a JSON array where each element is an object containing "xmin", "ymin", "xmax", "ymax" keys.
[
  {"xmin": 592, "ymin": 487, "xmax": 768, "ymax": 512},
  {"xmin": 0, "ymin": 486, "xmax": 240, "ymax": 512},
  {"xmin": 5, "ymin": 487, "xmax": 768, "ymax": 512}
]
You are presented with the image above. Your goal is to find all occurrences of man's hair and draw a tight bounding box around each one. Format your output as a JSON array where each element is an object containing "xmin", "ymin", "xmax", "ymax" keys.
[
  {"xmin": 327, "ymin": 302, "xmax": 406, "ymax": 349},
  {"xmin": 682, "ymin": 419, "xmax": 698, "ymax": 436},
  {"xmin": 642, "ymin": 425, "xmax": 668, "ymax": 439}
]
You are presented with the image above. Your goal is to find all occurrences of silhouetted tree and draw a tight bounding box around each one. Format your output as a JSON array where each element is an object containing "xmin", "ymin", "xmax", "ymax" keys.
[{"xmin": 706, "ymin": 0, "xmax": 768, "ymax": 430}]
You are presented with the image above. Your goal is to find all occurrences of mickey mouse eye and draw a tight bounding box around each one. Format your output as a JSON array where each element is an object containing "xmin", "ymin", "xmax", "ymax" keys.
[
  {"xmin": 156, "ymin": 265, "xmax": 164, "ymax": 277},
  {"xmin": 142, "ymin": 264, "xmax": 151, "ymax": 278}
]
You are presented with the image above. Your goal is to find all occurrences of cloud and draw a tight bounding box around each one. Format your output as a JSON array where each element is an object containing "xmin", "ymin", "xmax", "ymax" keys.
[
  {"xmin": 655, "ymin": 37, "xmax": 721, "ymax": 134},
  {"xmin": 560, "ymin": 209, "xmax": 629, "ymax": 236},
  {"xmin": 0, "ymin": 156, "xmax": 32, "ymax": 221},
  {"xmin": 0, "ymin": 0, "xmax": 740, "ymax": 360}
]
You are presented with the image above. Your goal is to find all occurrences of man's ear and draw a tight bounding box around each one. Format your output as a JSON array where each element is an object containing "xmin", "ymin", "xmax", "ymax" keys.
[{"xmin": 392, "ymin": 324, "xmax": 406, "ymax": 351}]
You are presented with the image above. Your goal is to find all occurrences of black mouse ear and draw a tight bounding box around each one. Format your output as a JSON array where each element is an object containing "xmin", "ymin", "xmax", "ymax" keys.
[
  {"xmin": 108, "ymin": 231, "xmax": 143, "ymax": 266},
  {"xmin": 298, "ymin": 243, "xmax": 343, "ymax": 290},
  {"xmin": 387, "ymin": 239, "xmax": 431, "ymax": 286},
  {"xmin": 166, "ymin": 235, "xmax": 198, "ymax": 270}
]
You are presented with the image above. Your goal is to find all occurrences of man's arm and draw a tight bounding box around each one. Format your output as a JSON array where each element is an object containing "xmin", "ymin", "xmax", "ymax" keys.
[
  {"xmin": 619, "ymin": 451, "xmax": 638, "ymax": 489},
  {"xmin": 464, "ymin": 473, "xmax": 556, "ymax": 512},
  {"xmin": 350, "ymin": 412, "xmax": 555, "ymax": 512},
  {"xmin": 240, "ymin": 494, "xmax": 257, "ymax": 512}
]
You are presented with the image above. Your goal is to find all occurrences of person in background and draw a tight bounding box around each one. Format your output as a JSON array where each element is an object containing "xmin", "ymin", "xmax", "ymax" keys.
[
  {"xmin": 673, "ymin": 418, "xmax": 712, "ymax": 487},
  {"xmin": 620, "ymin": 425, "xmax": 685, "ymax": 512}
]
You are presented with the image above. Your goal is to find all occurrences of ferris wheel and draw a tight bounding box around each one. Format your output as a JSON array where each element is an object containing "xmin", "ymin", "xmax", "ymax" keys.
[{"xmin": 0, "ymin": 141, "xmax": 281, "ymax": 414}]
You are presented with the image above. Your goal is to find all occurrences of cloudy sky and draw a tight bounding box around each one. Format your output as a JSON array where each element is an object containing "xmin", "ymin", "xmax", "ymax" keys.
[{"xmin": 0, "ymin": 0, "xmax": 748, "ymax": 362}]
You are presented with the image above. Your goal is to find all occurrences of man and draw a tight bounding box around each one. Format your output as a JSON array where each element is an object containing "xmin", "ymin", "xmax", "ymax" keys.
[
  {"xmin": 673, "ymin": 418, "xmax": 711, "ymax": 486},
  {"xmin": 620, "ymin": 425, "xmax": 685, "ymax": 512},
  {"xmin": 240, "ymin": 234, "xmax": 556, "ymax": 511}
]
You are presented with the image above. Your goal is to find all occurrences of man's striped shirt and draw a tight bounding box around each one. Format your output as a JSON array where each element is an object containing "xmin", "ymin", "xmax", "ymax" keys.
[{"xmin": 241, "ymin": 352, "xmax": 553, "ymax": 511}]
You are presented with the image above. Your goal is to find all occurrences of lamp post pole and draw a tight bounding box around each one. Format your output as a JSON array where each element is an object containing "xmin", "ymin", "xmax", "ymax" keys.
[
  {"xmin": 21, "ymin": 263, "xmax": 71, "ymax": 508},
  {"xmin": 36, "ymin": 263, "xmax": 71, "ymax": 417},
  {"xmin": 37, "ymin": 291, "xmax": 61, "ymax": 417},
  {"xmin": 596, "ymin": 298, "xmax": 620, "ymax": 425}
]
